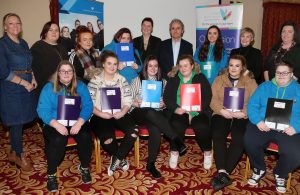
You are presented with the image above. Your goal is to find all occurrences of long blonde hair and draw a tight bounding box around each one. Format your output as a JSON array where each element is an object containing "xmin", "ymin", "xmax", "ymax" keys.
[{"xmin": 53, "ymin": 60, "xmax": 78, "ymax": 96}]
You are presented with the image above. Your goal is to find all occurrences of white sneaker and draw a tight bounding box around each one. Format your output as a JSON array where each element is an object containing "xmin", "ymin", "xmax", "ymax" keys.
[
  {"xmin": 275, "ymin": 174, "xmax": 287, "ymax": 193},
  {"xmin": 247, "ymin": 168, "xmax": 265, "ymax": 186},
  {"xmin": 203, "ymin": 153, "xmax": 212, "ymax": 170},
  {"xmin": 169, "ymin": 151, "xmax": 179, "ymax": 169}
]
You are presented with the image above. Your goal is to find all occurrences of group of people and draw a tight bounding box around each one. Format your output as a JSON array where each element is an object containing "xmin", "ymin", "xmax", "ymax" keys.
[
  {"xmin": 59, "ymin": 19, "xmax": 104, "ymax": 53},
  {"xmin": 1, "ymin": 12, "xmax": 300, "ymax": 194}
]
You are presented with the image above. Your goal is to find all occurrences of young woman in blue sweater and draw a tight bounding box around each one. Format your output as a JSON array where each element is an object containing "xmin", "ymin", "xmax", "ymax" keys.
[
  {"xmin": 244, "ymin": 61, "xmax": 300, "ymax": 193},
  {"xmin": 102, "ymin": 27, "xmax": 143, "ymax": 84},
  {"xmin": 37, "ymin": 60, "xmax": 93, "ymax": 192}
]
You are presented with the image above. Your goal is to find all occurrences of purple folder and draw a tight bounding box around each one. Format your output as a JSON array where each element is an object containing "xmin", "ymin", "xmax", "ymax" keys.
[
  {"xmin": 57, "ymin": 95, "xmax": 81, "ymax": 126},
  {"xmin": 100, "ymin": 87, "xmax": 121, "ymax": 114},
  {"xmin": 223, "ymin": 87, "xmax": 245, "ymax": 112}
]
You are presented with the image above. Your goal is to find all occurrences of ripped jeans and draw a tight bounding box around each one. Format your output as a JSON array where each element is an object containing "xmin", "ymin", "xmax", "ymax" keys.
[{"xmin": 90, "ymin": 113, "xmax": 138, "ymax": 160}]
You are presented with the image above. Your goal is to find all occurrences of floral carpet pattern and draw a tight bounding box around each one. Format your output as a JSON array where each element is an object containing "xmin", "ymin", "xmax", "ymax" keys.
[{"xmin": 0, "ymin": 124, "xmax": 300, "ymax": 195}]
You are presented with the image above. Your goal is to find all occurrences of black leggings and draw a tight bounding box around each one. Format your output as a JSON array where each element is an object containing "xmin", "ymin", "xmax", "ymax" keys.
[
  {"xmin": 211, "ymin": 114, "xmax": 248, "ymax": 174},
  {"xmin": 43, "ymin": 123, "xmax": 92, "ymax": 175},
  {"xmin": 169, "ymin": 112, "xmax": 212, "ymax": 152},
  {"xmin": 131, "ymin": 108, "xmax": 177, "ymax": 164},
  {"xmin": 90, "ymin": 113, "xmax": 138, "ymax": 160}
]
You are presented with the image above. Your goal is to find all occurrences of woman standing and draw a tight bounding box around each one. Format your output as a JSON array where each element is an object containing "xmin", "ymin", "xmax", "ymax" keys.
[
  {"xmin": 31, "ymin": 21, "xmax": 68, "ymax": 100},
  {"xmin": 0, "ymin": 13, "xmax": 37, "ymax": 171},
  {"xmin": 133, "ymin": 17, "xmax": 161, "ymax": 63},
  {"xmin": 102, "ymin": 27, "xmax": 143, "ymax": 84},
  {"xmin": 264, "ymin": 21, "xmax": 300, "ymax": 81},
  {"xmin": 194, "ymin": 25, "xmax": 228, "ymax": 84},
  {"xmin": 164, "ymin": 55, "xmax": 212, "ymax": 170},
  {"xmin": 88, "ymin": 51, "xmax": 138, "ymax": 176},
  {"xmin": 37, "ymin": 60, "xmax": 93, "ymax": 192},
  {"xmin": 210, "ymin": 55, "xmax": 257, "ymax": 191},
  {"xmin": 230, "ymin": 27, "xmax": 263, "ymax": 84},
  {"xmin": 69, "ymin": 26, "xmax": 101, "ymax": 84},
  {"xmin": 130, "ymin": 55, "xmax": 186, "ymax": 178}
]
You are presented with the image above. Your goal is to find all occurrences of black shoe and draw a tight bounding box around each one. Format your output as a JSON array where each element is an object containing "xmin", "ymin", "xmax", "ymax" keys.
[
  {"xmin": 108, "ymin": 155, "xmax": 120, "ymax": 176},
  {"xmin": 119, "ymin": 159, "xmax": 130, "ymax": 171},
  {"xmin": 211, "ymin": 172, "xmax": 232, "ymax": 191},
  {"xmin": 146, "ymin": 162, "xmax": 162, "ymax": 179},
  {"xmin": 173, "ymin": 137, "xmax": 187, "ymax": 155},
  {"xmin": 47, "ymin": 174, "xmax": 58, "ymax": 192},
  {"xmin": 78, "ymin": 165, "xmax": 92, "ymax": 184}
]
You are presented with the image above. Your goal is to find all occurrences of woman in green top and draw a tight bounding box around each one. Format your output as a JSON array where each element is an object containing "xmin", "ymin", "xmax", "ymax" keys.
[{"xmin": 163, "ymin": 55, "xmax": 212, "ymax": 170}]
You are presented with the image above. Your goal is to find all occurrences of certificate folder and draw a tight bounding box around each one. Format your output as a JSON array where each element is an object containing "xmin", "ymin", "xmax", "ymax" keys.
[
  {"xmin": 57, "ymin": 95, "xmax": 81, "ymax": 126},
  {"xmin": 180, "ymin": 84, "xmax": 201, "ymax": 111},
  {"xmin": 140, "ymin": 80, "xmax": 162, "ymax": 108},
  {"xmin": 223, "ymin": 87, "xmax": 245, "ymax": 112},
  {"xmin": 101, "ymin": 87, "xmax": 121, "ymax": 114},
  {"xmin": 115, "ymin": 43, "xmax": 134, "ymax": 66},
  {"xmin": 199, "ymin": 61, "xmax": 217, "ymax": 79},
  {"xmin": 265, "ymin": 98, "xmax": 293, "ymax": 131}
]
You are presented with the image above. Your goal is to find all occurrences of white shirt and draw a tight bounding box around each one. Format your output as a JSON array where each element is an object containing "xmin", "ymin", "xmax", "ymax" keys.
[{"xmin": 172, "ymin": 39, "xmax": 181, "ymax": 67}]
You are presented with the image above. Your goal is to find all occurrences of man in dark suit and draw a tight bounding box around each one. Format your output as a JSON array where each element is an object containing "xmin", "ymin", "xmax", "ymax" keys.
[{"xmin": 159, "ymin": 18, "xmax": 193, "ymax": 78}]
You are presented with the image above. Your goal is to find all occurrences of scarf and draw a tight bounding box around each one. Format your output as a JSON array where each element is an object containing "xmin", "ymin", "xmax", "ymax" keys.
[{"xmin": 75, "ymin": 48, "xmax": 102, "ymax": 80}]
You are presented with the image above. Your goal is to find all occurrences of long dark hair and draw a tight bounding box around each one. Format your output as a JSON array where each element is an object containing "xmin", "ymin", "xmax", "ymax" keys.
[
  {"xmin": 198, "ymin": 25, "xmax": 224, "ymax": 62},
  {"xmin": 113, "ymin": 27, "xmax": 133, "ymax": 43},
  {"xmin": 139, "ymin": 55, "xmax": 162, "ymax": 81}
]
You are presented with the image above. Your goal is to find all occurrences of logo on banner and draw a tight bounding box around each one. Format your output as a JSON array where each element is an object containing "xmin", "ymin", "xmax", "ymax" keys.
[{"xmin": 220, "ymin": 9, "xmax": 232, "ymax": 21}]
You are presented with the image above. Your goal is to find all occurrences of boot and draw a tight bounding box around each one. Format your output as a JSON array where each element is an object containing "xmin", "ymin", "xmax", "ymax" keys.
[
  {"xmin": 7, "ymin": 150, "xmax": 16, "ymax": 165},
  {"xmin": 173, "ymin": 137, "xmax": 187, "ymax": 155},
  {"xmin": 15, "ymin": 153, "xmax": 33, "ymax": 171}
]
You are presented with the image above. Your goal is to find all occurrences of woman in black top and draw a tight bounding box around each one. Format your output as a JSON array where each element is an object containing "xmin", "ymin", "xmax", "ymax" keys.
[
  {"xmin": 163, "ymin": 55, "xmax": 212, "ymax": 170},
  {"xmin": 230, "ymin": 27, "xmax": 263, "ymax": 84},
  {"xmin": 31, "ymin": 21, "xmax": 68, "ymax": 100},
  {"xmin": 133, "ymin": 17, "xmax": 161, "ymax": 63},
  {"xmin": 263, "ymin": 21, "xmax": 300, "ymax": 81}
]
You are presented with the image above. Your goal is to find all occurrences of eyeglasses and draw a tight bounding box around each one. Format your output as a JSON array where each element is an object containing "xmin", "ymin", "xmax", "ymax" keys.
[
  {"xmin": 59, "ymin": 70, "xmax": 73, "ymax": 75},
  {"xmin": 275, "ymin": 71, "xmax": 291, "ymax": 76}
]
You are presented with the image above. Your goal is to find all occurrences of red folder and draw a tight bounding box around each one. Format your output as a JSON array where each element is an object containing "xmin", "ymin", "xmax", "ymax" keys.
[{"xmin": 180, "ymin": 84, "xmax": 201, "ymax": 111}]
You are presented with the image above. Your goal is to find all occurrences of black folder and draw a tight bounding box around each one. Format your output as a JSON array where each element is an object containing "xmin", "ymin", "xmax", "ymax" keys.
[{"xmin": 264, "ymin": 98, "xmax": 293, "ymax": 131}]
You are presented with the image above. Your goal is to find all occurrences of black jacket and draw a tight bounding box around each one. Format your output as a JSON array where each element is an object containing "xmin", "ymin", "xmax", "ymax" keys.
[
  {"xmin": 163, "ymin": 73, "xmax": 212, "ymax": 117},
  {"xmin": 133, "ymin": 35, "xmax": 161, "ymax": 63},
  {"xmin": 230, "ymin": 45, "xmax": 263, "ymax": 84},
  {"xmin": 159, "ymin": 38, "xmax": 193, "ymax": 79}
]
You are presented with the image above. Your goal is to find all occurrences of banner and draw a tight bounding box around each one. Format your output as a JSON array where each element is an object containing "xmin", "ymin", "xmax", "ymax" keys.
[
  {"xmin": 195, "ymin": 4, "xmax": 243, "ymax": 54},
  {"xmin": 59, "ymin": 0, "xmax": 104, "ymax": 51}
]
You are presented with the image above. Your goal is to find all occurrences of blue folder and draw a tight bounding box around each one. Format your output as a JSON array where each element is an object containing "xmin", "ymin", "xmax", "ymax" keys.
[
  {"xmin": 115, "ymin": 43, "xmax": 135, "ymax": 66},
  {"xmin": 140, "ymin": 80, "xmax": 162, "ymax": 108}
]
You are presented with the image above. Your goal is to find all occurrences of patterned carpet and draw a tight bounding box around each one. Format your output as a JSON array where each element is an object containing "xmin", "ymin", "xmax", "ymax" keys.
[{"xmin": 0, "ymin": 123, "xmax": 300, "ymax": 195}]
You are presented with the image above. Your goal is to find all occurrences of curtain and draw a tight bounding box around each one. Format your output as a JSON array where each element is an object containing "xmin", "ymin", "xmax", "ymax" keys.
[
  {"xmin": 261, "ymin": 2, "xmax": 300, "ymax": 60},
  {"xmin": 49, "ymin": 0, "xmax": 59, "ymax": 24}
]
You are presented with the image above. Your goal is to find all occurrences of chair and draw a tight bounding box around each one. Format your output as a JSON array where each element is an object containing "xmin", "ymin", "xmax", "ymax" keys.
[
  {"xmin": 35, "ymin": 122, "xmax": 101, "ymax": 174},
  {"xmin": 244, "ymin": 142, "xmax": 292, "ymax": 190},
  {"xmin": 95, "ymin": 129, "xmax": 140, "ymax": 172}
]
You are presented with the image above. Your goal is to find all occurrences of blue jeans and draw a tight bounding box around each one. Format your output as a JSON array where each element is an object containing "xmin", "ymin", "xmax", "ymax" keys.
[{"xmin": 9, "ymin": 125, "xmax": 23, "ymax": 156}]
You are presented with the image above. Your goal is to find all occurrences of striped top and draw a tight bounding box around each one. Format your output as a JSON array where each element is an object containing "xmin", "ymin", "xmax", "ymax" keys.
[{"xmin": 130, "ymin": 76, "xmax": 167, "ymax": 111}]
